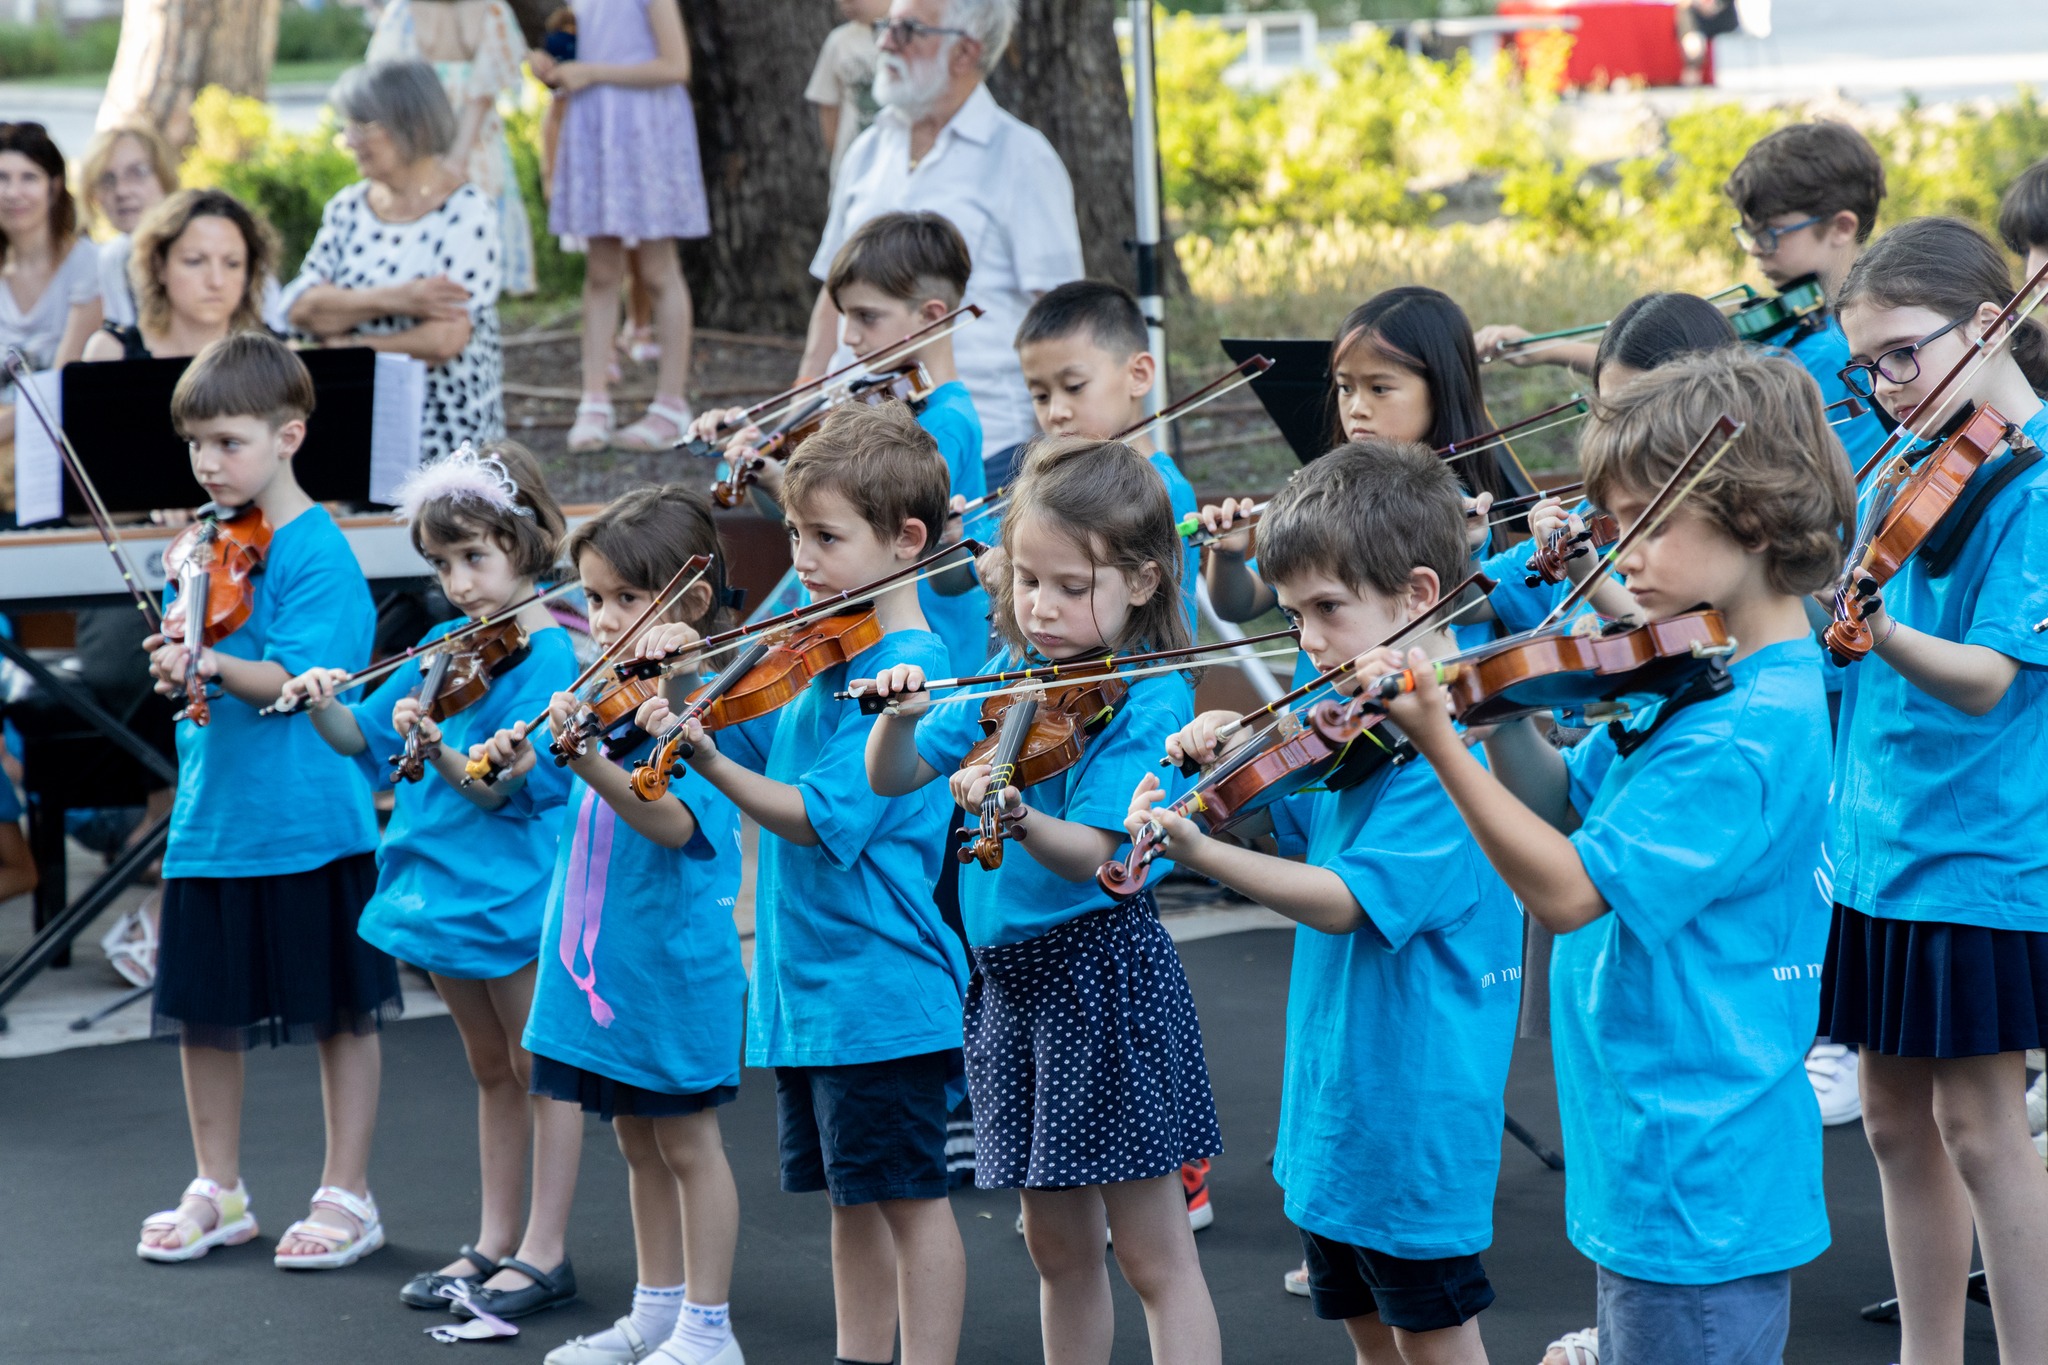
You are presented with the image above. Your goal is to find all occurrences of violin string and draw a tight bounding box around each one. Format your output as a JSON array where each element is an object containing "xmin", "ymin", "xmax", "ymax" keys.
[{"xmin": 3, "ymin": 347, "xmax": 166, "ymax": 632}]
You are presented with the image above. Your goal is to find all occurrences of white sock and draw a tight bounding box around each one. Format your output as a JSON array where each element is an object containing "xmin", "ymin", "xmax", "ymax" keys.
[
  {"xmin": 585, "ymin": 1282, "xmax": 686, "ymax": 1353},
  {"xmin": 662, "ymin": 1301, "xmax": 733, "ymax": 1362}
]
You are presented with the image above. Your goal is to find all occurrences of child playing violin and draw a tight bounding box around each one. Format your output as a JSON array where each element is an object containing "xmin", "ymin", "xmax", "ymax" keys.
[
  {"xmin": 1007, "ymin": 280, "xmax": 1200, "ymax": 628},
  {"xmin": 1127, "ymin": 440, "xmax": 1519, "ymax": 1365},
  {"xmin": 276, "ymin": 442, "xmax": 585, "ymax": 1319},
  {"xmin": 138, "ymin": 333, "xmax": 394, "ymax": 1270},
  {"xmin": 634, "ymin": 403, "xmax": 968, "ymax": 1365},
  {"xmin": 1825, "ymin": 217, "xmax": 2048, "ymax": 1364},
  {"xmin": 471, "ymin": 486, "xmax": 747, "ymax": 1365},
  {"xmin": 1199, "ymin": 287, "xmax": 1522, "ymax": 630},
  {"xmin": 862, "ymin": 437, "xmax": 1222, "ymax": 1365},
  {"xmin": 1361, "ymin": 351, "xmax": 1856, "ymax": 1365},
  {"xmin": 688, "ymin": 209, "xmax": 990, "ymax": 675}
]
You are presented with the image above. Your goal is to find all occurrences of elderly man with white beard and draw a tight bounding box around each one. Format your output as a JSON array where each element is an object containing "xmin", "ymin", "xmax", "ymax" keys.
[{"xmin": 798, "ymin": 0, "xmax": 1085, "ymax": 477}]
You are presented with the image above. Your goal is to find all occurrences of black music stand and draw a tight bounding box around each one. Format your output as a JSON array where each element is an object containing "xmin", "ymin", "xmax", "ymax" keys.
[{"xmin": 1221, "ymin": 337, "xmax": 1333, "ymax": 464}]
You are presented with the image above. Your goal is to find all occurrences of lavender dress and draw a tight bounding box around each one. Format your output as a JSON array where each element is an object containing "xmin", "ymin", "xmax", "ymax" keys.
[{"xmin": 550, "ymin": 0, "xmax": 710, "ymax": 242}]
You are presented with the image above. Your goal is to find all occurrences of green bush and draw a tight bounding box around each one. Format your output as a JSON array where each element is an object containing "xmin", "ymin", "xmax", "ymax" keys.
[
  {"xmin": 0, "ymin": 21, "xmax": 64, "ymax": 78},
  {"xmin": 180, "ymin": 86, "xmax": 362, "ymax": 278},
  {"xmin": 275, "ymin": 2, "xmax": 370, "ymax": 64},
  {"xmin": 503, "ymin": 89, "xmax": 585, "ymax": 300}
]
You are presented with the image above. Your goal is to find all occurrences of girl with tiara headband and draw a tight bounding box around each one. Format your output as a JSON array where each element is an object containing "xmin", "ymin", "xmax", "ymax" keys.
[{"xmin": 276, "ymin": 442, "xmax": 591, "ymax": 1318}]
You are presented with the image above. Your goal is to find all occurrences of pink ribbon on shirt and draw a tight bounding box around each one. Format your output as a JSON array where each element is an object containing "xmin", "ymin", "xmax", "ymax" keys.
[{"xmin": 560, "ymin": 787, "xmax": 617, "ymax": 1027}]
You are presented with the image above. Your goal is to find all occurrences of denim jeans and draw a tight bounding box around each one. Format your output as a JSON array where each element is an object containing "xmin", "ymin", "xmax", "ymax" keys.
[{"xmin": 1596, "ymin": 1266, "xmax": 1791, "ymax": 1365}]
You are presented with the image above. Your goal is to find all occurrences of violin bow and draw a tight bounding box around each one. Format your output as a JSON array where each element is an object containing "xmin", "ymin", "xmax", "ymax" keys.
[
  {"xmin": 258, "ymin": 579, "xmax": 583, "ymax": 716},
  {"xmin": 1486, "ymin": 285, "xmax": 1757, "ymax": 364},
  {"xmin": 3, "ymin": 347, "xmax": 166, "ymax": 633},
  {"xmin": 836, "ymin": 626, "xmax": 1304, "ymax": 706},
  {"xmin": 461, "ymin": 554, "xmax": 713, "ymax": 785},
  {"xmin": 1851, "ymin": 255, "xmax": 2048, "ymax": 487},
  {"xmin": 951, "ymin": 356, "xmax": 1276, "ymax": 530},
  {"xmin": 683, "ymin": 305, "xmax": 986, "ymax": 455},
  {"xmin": 1438, "ymin": 395, "xmax": 1590, "ymax": 468},
  {"xmin": 925, "ymin": 648, "xmax": 1302, "ymax": 713},
  {"xmin": 1480, "ymin": 482, "xmax": 1587, "ymax": 530}
]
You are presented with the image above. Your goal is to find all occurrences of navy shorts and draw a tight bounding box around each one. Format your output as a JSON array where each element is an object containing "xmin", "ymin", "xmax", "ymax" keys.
[
  {"xmin": 529, "ymin": 1054, "xmax": 737, "ymax": 1124},
  {"xmin": 776, "ymin": 1049, "xmax": 958, "ymax": 1205},
  {"xmin": 1298, "ymin": 1227, "xmax": 1495, "ymax": 1333}
]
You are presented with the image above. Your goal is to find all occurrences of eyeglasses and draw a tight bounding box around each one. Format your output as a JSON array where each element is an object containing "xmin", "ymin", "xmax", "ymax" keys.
[
  {"xmin": 95, "ymin": 163, "xmax": 163, "ymax": 195},
  {"xmin": 338, "ymin": 120, "xmax": 384, "ymax": 145},
  {"xmin": 1837, "ymin": 315, "xmax": 1971, "ymax": 399},
  {"xmin": 1731, "ymin": 214, "xmax": 1825, "ymax": 255},
  {"xmin": 872, "ymin": 17, "xmax": 971, "ymax": 47}
]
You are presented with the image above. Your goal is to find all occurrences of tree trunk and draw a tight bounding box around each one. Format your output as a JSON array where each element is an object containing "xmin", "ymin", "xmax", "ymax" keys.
[
  {"xmin": 989, "ymin": 0, "xmax": 1144, "ymax": 291},
  {"xmin": 677, "ymin": 0, "xmax": 836, "ymax": 335},
  {"xmin": 99, "ymin": 0, "xmax": 281, "ymax": 148}
]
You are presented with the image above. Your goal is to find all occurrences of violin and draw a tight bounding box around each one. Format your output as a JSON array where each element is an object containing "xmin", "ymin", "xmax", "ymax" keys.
[
  {"xmin": 389, "ymin": 618, "xmax": 533, "ymax": 782},
  {"xmin": 628, "ymin": 608, "xmax": 885, "ymax": 801},
  {"xmin": 163, "ymin": 503, "xmax": 273, "ymax": 726},
  {"xmin": 1825, "ymin": 403, "xmax": 2014, "ymax": 664},
  {"xmin": 1096, "ymin": 694, "xmax": 1399, "ymax": 899},
  {"xmin": 710, "ymin": 365, "xmax": 938, "ymax": 509},
  {"xmin": 1524, "ymin": 511, "xmax": 1619, "ymax": 586},
  {"xmin": 958, "ymin": 675, "xmax": 1128, "ymax": 870},
  {"xmin": 1727, "ymin": 274, "xmax": 1828, "ymax": 346}
]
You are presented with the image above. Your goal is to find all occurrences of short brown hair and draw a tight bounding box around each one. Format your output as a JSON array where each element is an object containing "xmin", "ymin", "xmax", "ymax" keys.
[
  {"xmin": 825, "ymin": 211, "xmax": 972, "ymax": 310},
  {"xmin": 562, "ymin": 484, "xmax": 728, "ymax": 635},
  {"xmin": 782, "ymin": 400, "xmax": 951, "ymax": 555},
  {"xmin": 991, "ymin": 435, "xmax": 1190, "ymax": 655},
  {"xmin": 1998, "ymin": 157, "xmax": 2048, "ymax": 255},
  {"xmin": 1581, "ymin": 350, "xmax": 1855, "ymax": 597},
  {"xmin": 413, "ymin": 441, "xmax": 567, "ymax": 582},
  {"xmin": 77, "ymin": 124, "xmax": 177, "ymax": 231},
  {"xmin": 1724, "ymin": 121, "xmax": 1886, "ymax": 244},
  {"xmin": 170, "ymin": 331, "xmax": 315, "ymax": 433},
  {"xmin": 130, "ymin": 189, "xmax": 277, "ymax": 337},
  {"xmin": 1256, "ymin": 439, "xmax": 1469, "ymax": 602}
]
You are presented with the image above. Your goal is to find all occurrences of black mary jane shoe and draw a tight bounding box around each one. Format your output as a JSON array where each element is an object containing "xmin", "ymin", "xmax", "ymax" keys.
[
  {"xmin": 450, "ymin": 1257, "xmax": 578, "ymax": 1320},
  {"xmin": 400, "ymin": 1244, "xmax": 502, "ymax": 1309}
]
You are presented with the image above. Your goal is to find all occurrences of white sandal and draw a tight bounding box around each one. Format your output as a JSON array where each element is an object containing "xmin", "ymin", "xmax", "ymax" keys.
[
  {"xmin": 137, "ymin": 1176, "xmax": 258, "ymax": 1263},
  {"xmin": 1547, "ymin": 1326, "xmax": 1600, "ymax": 1365},
  {"xmin": 567, "ymin": 398, "xmax": 615, "ymax": 454},
  {"xmin": 274, "ymin": 1184, "xmax": 385, "ymax": 1270},
  {"xmin": 612, "ymin": 398, "xmax": 693, "ymax": 453},
  {"xmin": 102, "ymin": 894, "xmax": 159, "ymax": 987}
]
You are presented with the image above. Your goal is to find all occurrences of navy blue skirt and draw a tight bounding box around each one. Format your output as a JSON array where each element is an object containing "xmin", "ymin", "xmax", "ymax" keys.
[
  {"xmin": 1820, "ymin": 902, "xmax": 2048, "ymax": 1058},
  {"xmin": 965, "ymin": 891, "xmax": 1222, "ymax": 1190},
  {"xmin": 530, "ymin": 1054, "xmax": 738, "ymax": 1124},
  {"xmin": 153, "ymin": 852, "xmax": 399, "ymax": 1051}
]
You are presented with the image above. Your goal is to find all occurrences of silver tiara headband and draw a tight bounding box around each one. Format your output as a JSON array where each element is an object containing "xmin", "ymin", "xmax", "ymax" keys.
[{"xmin": 390, "ymin": 442, "xmax": 535, "ymax": 525}]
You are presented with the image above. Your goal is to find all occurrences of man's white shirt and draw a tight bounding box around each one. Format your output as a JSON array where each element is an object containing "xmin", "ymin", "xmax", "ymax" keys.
[{"xmin": 813, "ymin": 83, "xmax": 1085, "ymax": 456}]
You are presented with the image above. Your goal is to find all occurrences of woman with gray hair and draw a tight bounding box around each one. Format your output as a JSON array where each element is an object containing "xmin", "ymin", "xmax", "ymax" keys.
[{"xmin": 283, "ymin": 59, "xmax": 504, "ymax": 460}]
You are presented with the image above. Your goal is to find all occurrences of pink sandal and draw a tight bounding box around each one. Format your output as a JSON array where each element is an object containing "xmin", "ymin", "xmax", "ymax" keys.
[
  {"xmin": 567, "ymin": 398, "xmax": 614, "ymax": 454},
  {"xmin": 612, "ymin": 398, "xmax": 693, "ymax": 453},
  {"xmin": 137, "ymin": 1176, "xmax": 258, "ymax": 1263}
]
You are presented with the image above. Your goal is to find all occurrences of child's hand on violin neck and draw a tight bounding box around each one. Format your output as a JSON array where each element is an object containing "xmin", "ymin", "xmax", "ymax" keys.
[
  {"xmin": 1353, "ymin": 645, "xmax": 1458, "ymax": 745},
  {"xmin": 949, "ymin": 761, "xmax": 1019, "ymax": 816},
  {"xmin": 277, "ymin": 665, "xmax": 350, "ymax": 712},
  {"xmin": 689, "ymin": 406, "xmax": 748, "ymax": 444},
  {"xmin": 473, "ymin": 721, "xmax": 536, "ymax": 782},
  {"xmin": 1527, "ymin": 497, "xmax": 1574, "ymax": 544},
  {"xmin": 390, "ymin": 697, "xmax": 439, "ymax": 744},
  {"xmin": 863, "ymin": 662, "xmax": 932, "ymax": 717},
  {"xmin": 146, "ymin": 639, "xmax": 213, "ymax": 694},
  {"xmin": 1124, "ymin": 773, "xmax": 1190, "ymax": 846},
  {"xmin": 1166, "ymin": 710, "xmax": 1245, "ymax": 770},
  {"xmin": 637, "ymin": 621, "xmax": 703, "ymax": 665}
]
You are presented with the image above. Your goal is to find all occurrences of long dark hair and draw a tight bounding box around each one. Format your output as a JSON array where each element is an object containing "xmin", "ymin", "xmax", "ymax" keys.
[
  {"xmin": 1594, "ymin": 292, "xmax": 1738, "ymax": 385},
  {"xmin": 1328, "ymin": 286, "xmax": 1521, "ymax": 502},
  {"xmin": 0, "ymin": 122, "xmax": 77, "ymax": 265},
  {"xmin": 1837, "ymin": 216, "xmax": 2048, "ymax": 397},
  {"xmin": 562, "ymin": 485, "xmax": 728, "ymax": 637}
]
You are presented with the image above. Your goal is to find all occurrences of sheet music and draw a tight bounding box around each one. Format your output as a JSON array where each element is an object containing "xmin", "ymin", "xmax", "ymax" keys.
[
  {"xmin": 11, "ymin": 368, "xmax": 64, "ymax": 527},
  {"xmin": 369, "ymin": 352, "xmax": 428, "ymax": 502}
]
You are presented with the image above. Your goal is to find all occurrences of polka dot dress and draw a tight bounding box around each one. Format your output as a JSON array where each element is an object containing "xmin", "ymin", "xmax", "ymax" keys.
[
  {"xmin": 281, "ymin": 179, "xmax": 505, "ymax": 460},
  {"xmin": 965, "ymin": 891, "xmax": 1223, "ymax": 1190}
]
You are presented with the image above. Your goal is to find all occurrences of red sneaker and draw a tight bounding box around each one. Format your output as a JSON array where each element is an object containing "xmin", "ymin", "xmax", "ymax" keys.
[{"xmin": 1180, "ymin": 1160, "xmax": 1214, "ymax": 1232}]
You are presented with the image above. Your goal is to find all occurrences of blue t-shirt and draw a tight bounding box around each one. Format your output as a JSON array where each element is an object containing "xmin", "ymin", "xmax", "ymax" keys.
[
  {"xmin": 917, "ymin": 381, "xmax": 992, "ymax": 676},
  {"xmin": 520, "ymin": 748, "xmax": 747, "ymax": 1095},
  {"xmin": 1268, "ymin": 750, "xmax": 1521, "ymax": 1259},
  {"xmin": 347, "ymin": 621, "xmax": 579, "ymax": 979},
  {"xmin": 1785, "ymin": 316, "xmax": 1888, "ymax": 471},
  {"xmin": 1555, "ymin": 638, "xmax": 1832, "ymax": 1284},
  {"xmin": 0, "ymin": 772, "xmax": 20, "ymax": 824},
  {"xmin": 722, "ymin": 628, "xmax": 968, "ymax": 1067},
  {"xmin": 163, "ymin": 506, "xmax": 378, "ymax": 879},
  {"xmin": 1147, "ymin": 448, "xmax": 1201, "ymax": 633},
  {"xmin": 913, "ymin": 653, "xmax": 1193, "ymax": 946},
  {"xmin": 1831, "ymin": 406, "xmax": 2048, "ymax": 930}
]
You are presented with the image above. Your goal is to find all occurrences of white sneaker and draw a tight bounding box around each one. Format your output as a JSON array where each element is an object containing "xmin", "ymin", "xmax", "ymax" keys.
[
  {"xmin": 1806, "ymin": 1042, "xmax": 1862, "ymax": 1126},
  {"xmin": 546, "ymin": 1318, "xmax": 655, "ymax": 1365},
  {"xmin": 2026, "ymin": 1072, "xmax": 2046, "ymax": 1136},
  {"xmin": 1283, "ymin": 1261, "xmax": 1311, "ymax": 1297}
]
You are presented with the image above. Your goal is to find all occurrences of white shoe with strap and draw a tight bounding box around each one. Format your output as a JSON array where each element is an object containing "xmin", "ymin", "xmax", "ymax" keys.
[
  {"xmin": 568, "ymin": 398, "xmax": 616, "ymax": 454},
  {"xmin": 613, "ymin": 399, "xmax": 694, "ymax": 453},
  {"xmin": 547, "ymin": 1317, "xmax": 655, "ymax": 1365},
  {"xmin": 1546, "ymin": 1326, "xmax": 1599, "ymax": 1365},
  {"xmin": 137, "ymin": 1176, "xmax": 258, "ymax": 1263},
  {"xmin": 274, "ymin": 1184, "xmax": 385, "ymax": 1270}
]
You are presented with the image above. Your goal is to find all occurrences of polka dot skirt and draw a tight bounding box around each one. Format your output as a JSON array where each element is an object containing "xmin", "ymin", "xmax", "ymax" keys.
[{"xmin": 965, "ymin": 892, "xmax": 1223, "ymax": 1190}]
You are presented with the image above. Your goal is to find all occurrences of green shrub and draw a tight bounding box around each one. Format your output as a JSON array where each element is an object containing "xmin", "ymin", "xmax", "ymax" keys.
[
  {"xmin": 180, "ymin": 86, "xmax": 362, "ymax": 278},
  {"xmin": 275, "ymin": 1, "xmax": 370, "ymax": 64},
  {"xmin": 0, "ymin": 21, "xmax": 64, "ymax": 78},
  {"xmin": 503, "ymin": 87, "xmax": 585, "ymax": 300}
]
